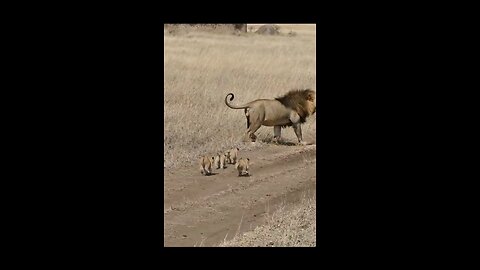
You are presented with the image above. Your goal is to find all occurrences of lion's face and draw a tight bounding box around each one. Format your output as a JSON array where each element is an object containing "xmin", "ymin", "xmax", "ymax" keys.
[{"xmin": 305, "ymin": 91, "xmax": 316, "ymax": 115}]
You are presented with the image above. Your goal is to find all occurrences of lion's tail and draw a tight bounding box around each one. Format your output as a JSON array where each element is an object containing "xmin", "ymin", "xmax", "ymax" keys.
[{"xmin": 225, "ymin": 93, "xmax": 250, "ymax": 109}]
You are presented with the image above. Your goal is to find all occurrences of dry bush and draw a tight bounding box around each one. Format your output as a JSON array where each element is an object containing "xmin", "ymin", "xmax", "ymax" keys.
[{"xmin": 164, "ymin": 25, "xmax": 316, "ymax": 169}]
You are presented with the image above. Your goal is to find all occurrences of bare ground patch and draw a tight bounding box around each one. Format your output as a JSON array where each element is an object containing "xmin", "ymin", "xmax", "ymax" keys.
[{"xmin": 164, "ymin": 144, "xmax": 316, "ymax": 247}]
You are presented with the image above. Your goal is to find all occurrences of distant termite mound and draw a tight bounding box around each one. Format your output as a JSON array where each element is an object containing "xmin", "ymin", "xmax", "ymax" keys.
[{"xmin": 255, "ymin": 24, "xmax": 280, "ymax": 35}]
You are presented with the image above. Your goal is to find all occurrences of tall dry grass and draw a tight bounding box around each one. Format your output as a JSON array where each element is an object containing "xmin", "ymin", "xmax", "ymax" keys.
[{"xmin": 164, "ymin": 25, "xmax": 316, "ymax": 169}]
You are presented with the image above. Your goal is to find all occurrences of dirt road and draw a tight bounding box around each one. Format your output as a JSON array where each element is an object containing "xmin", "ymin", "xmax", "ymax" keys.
[{"xmin": 164, "ymin": 143, "xmax": 317, "ymax": 247}]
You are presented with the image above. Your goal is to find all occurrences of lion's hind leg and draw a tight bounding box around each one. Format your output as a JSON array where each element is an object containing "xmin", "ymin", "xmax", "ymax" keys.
[
  {"xmin": 246, "ymin": 125, "xmax": 260, "ymax": 142},
  {"xmin": 245, "ymin": 109, "xmax": 263, "ymax": 142}
]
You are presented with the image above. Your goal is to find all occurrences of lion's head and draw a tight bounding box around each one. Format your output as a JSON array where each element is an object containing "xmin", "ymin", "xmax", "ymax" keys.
[{"xmin": 275, "ymin": 89, "xmax": 316, "ymax": 124}]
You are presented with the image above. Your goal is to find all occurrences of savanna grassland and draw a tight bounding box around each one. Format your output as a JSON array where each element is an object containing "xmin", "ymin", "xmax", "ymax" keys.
[
  {"xmin": 164, "ymin": 24, "xmax": 317, "ymax": 247},
  {"xmin": 164, "ymin": 24, "xmax": 316, "ymax": 169}
]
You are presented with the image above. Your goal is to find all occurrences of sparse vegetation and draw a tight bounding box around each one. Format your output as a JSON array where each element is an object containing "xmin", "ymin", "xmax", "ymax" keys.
[{"xmin": 219, "ymin": 193, "xmax": 316, "ymax": 247}]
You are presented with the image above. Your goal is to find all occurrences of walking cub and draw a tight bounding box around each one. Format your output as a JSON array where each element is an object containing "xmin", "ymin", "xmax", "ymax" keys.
[
  {"xmin": 235, "ymin": 157, "xmax": 250, "ymax": 176},
  {"xmin": 227, "ymin": 147, "xmax": 239, "ymax": 164},
  {"xmin": 199, "ymin": 156, "xmax": 214, "ymax": 175},
  {"xmin": 213, "ymin": 153, "xmax": 227, "ymax": 169}
]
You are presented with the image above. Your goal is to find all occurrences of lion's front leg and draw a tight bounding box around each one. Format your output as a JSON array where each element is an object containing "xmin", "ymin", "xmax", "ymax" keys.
[
  {"xmin": 289, "ymin": 111, "xmax": 306, "ymax": 145},
  {"xmin": 292, "ymin": 124, "xmax": 306, "ymax": 145}
]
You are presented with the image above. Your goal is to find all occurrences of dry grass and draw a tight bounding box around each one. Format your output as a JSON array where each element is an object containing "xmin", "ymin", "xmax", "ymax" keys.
[
  {"xmin": 164, "ymin": 24, "xmax": 316, "ymax": 169},
  {"xmin": 247, "ymin": 24, "xmax": 315, "ymax": 35},
  {"xmin": 164, "ymin": 24, "xmax": 246, "ymax": 35},
  {"xmin": 218, "ymin": 193, "xmax": 316, "ymax": 247}
]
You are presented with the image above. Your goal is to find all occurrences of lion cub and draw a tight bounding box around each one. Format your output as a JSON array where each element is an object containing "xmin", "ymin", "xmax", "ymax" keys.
[
  {"xmin": 235, "ymin": 157, "xmax": 250, "ymax": 176},
  {"xmin": 199, "ymin": 156, "xmax": 214, "ymax": 175},
  {"xmin": 227, "ymin": 147, "xmax": 239, "ymax": 164},
  {"xmin": 224, "ymin": 151, "xmax": 231, "ymax": 164},
  {"xmin": 213, "ymin": 153, "xmax": 227, "ymax": 169}
]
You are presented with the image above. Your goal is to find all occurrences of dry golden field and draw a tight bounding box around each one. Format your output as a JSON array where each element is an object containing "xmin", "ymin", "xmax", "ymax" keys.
[{"xmin": 164, "ymin": 24, "xmax": 316, "ymax": 169}]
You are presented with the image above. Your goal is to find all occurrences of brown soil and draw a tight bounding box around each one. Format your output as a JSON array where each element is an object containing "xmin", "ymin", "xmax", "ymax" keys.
[{"xmin": 164, "ymin": 143, "xmax": 316, "ymax": 247}]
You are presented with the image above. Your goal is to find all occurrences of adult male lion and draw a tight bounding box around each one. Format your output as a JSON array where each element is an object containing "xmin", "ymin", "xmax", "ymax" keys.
[{"xmin": 225, "ymin": 89, "xmax": 316, "ymax": 145}]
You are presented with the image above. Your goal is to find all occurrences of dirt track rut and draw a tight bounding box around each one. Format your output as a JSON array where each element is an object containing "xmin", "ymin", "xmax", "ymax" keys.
[{"xmin": 164, "ymin": 144, "xmax": 317, "ymax": 247}]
